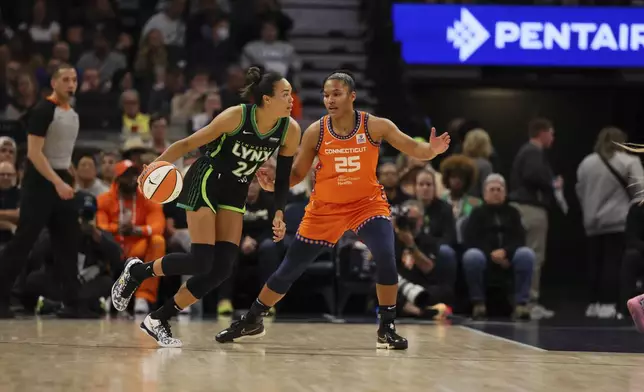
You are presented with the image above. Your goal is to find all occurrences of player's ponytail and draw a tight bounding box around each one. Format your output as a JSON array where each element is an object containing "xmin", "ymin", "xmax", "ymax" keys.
[
  {"xmin": 240, "ymin": 66, "xmax": 284, "ymax": 107},
  {"xmin": 616, "ymin": 142, "xmax": 644, "ymax": 154}
]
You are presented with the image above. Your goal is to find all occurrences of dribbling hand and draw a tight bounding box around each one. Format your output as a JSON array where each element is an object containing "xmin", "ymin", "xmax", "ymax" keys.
[
  {"xmin": 429, "ymin": 127, "xmax": 451, "ymax": 155},
  {"xmin": 55, "ymin": 181, "xmax": 74, "ymax": 200},
  {"xmin": 256, "ymin": 167, "xmax": 276, "ymax": 192}
]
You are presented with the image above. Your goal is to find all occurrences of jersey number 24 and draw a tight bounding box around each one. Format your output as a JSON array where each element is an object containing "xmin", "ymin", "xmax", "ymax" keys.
[
  {"xmin": 233, "ymin": 161, "xmax": 259, "ymax": 177},
  {"xmin": 334, "ymin": 156, "xmax": 360, "ymax": 173}
]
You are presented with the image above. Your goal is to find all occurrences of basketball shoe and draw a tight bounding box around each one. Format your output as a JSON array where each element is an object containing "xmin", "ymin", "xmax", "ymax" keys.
[
  {"xmin": 140, "ymin": 314, "xmax": 182, "ymax": 348},
  {"xmin": 377, "ymin": 321, "xmax": 408, "ymax": 350},
  {"xmin": 215, "ymin": 315, "xmax": 266, "ymax": 343},
  {"xmin": 111, "ymin": 257, "xmax": 143, "ymax": 311}
]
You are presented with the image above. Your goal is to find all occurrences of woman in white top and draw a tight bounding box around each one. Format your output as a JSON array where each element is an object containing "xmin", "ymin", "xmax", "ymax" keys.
[
  {"xmin": 21, "ymin": 0, "xmax": 60, "ymax": 43},
  {"xmin": 576, "ymin": 127, "xmax": 644, "ymax": 319}
]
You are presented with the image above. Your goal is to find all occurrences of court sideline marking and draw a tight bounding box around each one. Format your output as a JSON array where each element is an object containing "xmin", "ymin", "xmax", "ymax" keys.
[{"xmin": 458, "ymin": 325, "xmax": 547, "ymax": 352}]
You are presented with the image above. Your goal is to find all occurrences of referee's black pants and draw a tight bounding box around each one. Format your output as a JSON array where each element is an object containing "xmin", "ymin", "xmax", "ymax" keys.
[{"xmin": 0, "ymin": 167, "xmax": 80, "ymax": 307}]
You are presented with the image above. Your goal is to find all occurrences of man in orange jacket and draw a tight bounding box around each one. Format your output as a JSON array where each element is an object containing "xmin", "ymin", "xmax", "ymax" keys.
[{"xmin": 97, "ymin": 160, "xmax": 165, "ymax": 312}]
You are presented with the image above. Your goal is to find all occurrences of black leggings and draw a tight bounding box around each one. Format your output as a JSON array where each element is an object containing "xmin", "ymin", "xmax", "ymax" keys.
[
  {"xmin": 587, "ymin": 233, "xmax": 625, "ymax": 304},
  {"xmin": 0, "ymin": 169, "xmax": 80, "ymax": 306},
  {"xmin": 267, "ymin": 217, "xmax": 398, "ymax": 294}
]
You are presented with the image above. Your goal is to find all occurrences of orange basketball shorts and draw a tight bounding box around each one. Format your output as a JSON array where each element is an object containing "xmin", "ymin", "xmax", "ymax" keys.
[{"xmin": 296, "ymin": 197, "xmax": 392, "ymax": 246}]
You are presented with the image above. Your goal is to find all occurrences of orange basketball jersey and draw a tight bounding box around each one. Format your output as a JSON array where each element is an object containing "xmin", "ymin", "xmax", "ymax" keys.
[{"xmin": 311, "ymin": 111, "xmax": 383, "ymax": 204}]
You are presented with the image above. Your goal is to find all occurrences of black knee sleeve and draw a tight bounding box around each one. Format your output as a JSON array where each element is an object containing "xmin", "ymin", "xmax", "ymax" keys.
[
  {"xmin": 161, "ymin": 243, "xmax": 216, "ymax": 276},
  {"xmin": 266, "ymin": 238, "xmax": 325, "ymax": 294},
  {"xmin": 354, "ymin": 217, "xmax": 398, "ymax": 286},
  {"xmin": 369, "ymin": 241, "xmax": 398, "ymax": 286},
  {"xmin": 186, "ymin": 241, "xmax": 238, "ymax": 299}
]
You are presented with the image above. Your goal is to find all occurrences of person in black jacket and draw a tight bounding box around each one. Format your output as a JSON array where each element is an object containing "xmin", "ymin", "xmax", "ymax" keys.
[
  {"xmin": 463, "ymin": 174, "xmax": 535, "ymax": 320},
  {"xmin": 393, "ymin": 169, "xmax": 458, "ymax": 309}
]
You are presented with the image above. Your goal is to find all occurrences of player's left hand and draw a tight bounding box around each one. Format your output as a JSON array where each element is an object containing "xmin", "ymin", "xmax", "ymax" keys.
[
  {"xmin": 429, "ymin": 127, "xmax": 451, "ymax": 155},
  {"xmin": 272, "ymin": 215, "xmax": 286, "ymax": 242}
]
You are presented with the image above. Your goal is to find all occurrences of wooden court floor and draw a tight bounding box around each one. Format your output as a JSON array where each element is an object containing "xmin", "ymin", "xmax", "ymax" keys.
[{"xmin": 1, "ymin": 317, "xmax": 643, "ymax": 392}]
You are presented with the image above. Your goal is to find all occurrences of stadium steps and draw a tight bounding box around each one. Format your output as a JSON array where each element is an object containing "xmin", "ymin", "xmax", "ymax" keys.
[{"xmin": 282, "ymin": 0, "xmax": 377, "ymax": 120}]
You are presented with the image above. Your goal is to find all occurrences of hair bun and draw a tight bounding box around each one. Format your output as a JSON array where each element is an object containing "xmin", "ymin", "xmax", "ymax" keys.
[{"xmin": 245, "ymin": 67, "xmax": 262, "ymax": 85}]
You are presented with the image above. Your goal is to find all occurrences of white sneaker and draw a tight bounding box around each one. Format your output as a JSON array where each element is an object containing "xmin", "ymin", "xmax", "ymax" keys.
[
  {"xmin": 597, "ymin": 303, "xmax": 617, "ymax": 319},
  {"xmin": 530, "ymin": 304, "xmax": 555, "ymax": 320},
  {"xmin": 140, "ymin": 314, "xmax": 182, "ymax": 348},
  {"xmin": 135, "ymin": 298, "xmax": 150, "ymax": 314},
  {"xmin": 585, "ymin": 303, "xmax": 600, "ymax": 318}
]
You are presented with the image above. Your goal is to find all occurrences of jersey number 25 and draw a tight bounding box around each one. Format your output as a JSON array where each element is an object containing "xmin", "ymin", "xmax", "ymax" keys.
[{"xmin": 334, "ymin": 156, "xmax": 360, "ymax": 173}]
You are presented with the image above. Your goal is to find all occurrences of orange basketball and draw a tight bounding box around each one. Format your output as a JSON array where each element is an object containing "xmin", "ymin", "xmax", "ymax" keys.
[{"xmin": 140, "ymin": 161, "xmax": 183, "ymax": 204}]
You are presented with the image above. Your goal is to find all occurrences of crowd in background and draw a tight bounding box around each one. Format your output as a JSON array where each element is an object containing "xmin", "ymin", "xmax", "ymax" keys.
[{"xmin": 0, "ymin": 0, "xmax": 644, "ymax": 323}]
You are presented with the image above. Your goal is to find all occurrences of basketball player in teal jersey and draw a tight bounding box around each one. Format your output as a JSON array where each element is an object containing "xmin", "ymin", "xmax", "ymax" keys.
[{"xmin": 111, "ymin": 67, "xmax": 302, "ymax": 347}]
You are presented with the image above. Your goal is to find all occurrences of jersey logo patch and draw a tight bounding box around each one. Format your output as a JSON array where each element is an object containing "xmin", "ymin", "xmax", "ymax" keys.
[
  {"xmin": 269, "ymin": 137, "xmax": 280, "ymax": 142},
  {"xmin": 356, "ymin": 133, "xmax": 366, "ymax": 144}
]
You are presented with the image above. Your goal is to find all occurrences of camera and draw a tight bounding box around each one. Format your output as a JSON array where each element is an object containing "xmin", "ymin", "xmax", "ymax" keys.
[
  {"xmin": 76, "ymin": 192, "xmax": 97, "ymax": 223},
  {"xmin": 394, "ymin": 205, "xmax": 415, "ymax": 232}
]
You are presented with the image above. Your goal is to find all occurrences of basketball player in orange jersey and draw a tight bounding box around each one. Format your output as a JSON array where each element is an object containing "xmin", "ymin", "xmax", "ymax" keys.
[{"xmin": 216, "ymin": 71, "xmax": 450, "ymax": 349}]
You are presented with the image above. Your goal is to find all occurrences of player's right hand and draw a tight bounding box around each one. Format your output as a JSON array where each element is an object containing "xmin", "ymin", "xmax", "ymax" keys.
[
  {"xmin": 256, "ymin": 167, "xmax": 276, "ymax": 192},
  {"xmin": 55, "ymin": 181, "xmax": 74, "ymax": 200}
]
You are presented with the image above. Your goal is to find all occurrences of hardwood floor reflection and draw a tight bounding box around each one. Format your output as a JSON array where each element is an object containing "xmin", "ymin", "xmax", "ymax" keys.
[{"xmin": 0, "ymin": 317, "xmax": 642, "ymax": 392}]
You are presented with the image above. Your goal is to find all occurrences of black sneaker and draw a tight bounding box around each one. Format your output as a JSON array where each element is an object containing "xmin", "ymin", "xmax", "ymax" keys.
[
  {"xmin": 111, "ymin": 257, "xmax": 143, "ymax": 311},
  {"xmin": 215, "ymin": 316, "xmax": 266, "ymax": 343},
  {"xmin": 377, "ymin": 322, "xmax": 408, "ymax": 350},
  {"xmin": 35, "ymin": 296, "xmax": 62, "ymax": 315},
  {"xmin": 140, "ymin": 314, "xmax": 182, "ymax": 348}
]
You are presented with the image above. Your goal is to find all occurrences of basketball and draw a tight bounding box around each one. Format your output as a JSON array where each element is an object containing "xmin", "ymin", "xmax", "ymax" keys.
[{"xmin": 140, "ymin": 161, "xmax": 183, "ymax": 204}]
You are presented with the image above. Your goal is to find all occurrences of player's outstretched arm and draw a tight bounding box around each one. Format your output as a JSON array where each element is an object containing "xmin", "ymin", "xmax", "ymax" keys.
[
  {"xmin": 155, "ymin": 105, "xmax": 243, "ymax": 164},
  {"xmin": 369, "ymin": 115, "xmax": 450, "ymax": 161}
]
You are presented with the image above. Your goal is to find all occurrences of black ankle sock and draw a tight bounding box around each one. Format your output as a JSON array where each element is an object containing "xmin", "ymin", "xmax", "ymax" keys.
[
  {"xmin": 150, "ymin": 298, "xmax": 182, "ymax": 321},
  {"xmin": 378, "ymin": 305, "xmax": 397, "ymax": 329},
  {"xmin": 130, "ymin": 262, "xmax": 156, "ymax": 282},
  {"xmin": 247, "ymin": 298, "xmax": 271, "ymax": 323}
]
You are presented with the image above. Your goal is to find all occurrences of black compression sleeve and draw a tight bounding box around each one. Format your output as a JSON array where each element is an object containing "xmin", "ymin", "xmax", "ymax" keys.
[{"xmin": 274, "ymin": 155, "xmax": 293, "ymax": 216}]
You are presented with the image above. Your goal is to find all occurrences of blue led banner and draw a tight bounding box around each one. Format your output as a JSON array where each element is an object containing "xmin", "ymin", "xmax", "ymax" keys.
[{"xmin": 393, "ymin": 4, "xmax": 644, "ymax": 67}]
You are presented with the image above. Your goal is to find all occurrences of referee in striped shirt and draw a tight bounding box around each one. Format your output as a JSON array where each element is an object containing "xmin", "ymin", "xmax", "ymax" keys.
[{"xmin": 0, "ymin": 65, "xmax": 82, "ymax": 318}]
